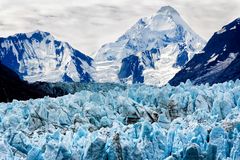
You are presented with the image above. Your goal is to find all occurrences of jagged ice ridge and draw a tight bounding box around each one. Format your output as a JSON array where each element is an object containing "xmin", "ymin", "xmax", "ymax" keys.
[{"xmin": 0, "ymin": 80, "xmax": 240, "ymax": 159}]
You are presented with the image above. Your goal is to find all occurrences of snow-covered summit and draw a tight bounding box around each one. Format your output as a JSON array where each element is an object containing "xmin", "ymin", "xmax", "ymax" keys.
[
  {"xmin": 0, "ymin": 30, "xmax": 94, "ymax": 83},
  {"xmin": 157, "ymin": 5, "xmax": 180, "ymax": 16},
  {"xmin": 93, "ymin": 6, "xmax": 205, "ymax": 85}
]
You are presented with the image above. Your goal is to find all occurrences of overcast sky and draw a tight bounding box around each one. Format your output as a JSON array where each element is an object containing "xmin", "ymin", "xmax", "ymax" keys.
[{"xmin": 0, "ymin": 0, "xmax": 239, "ymax": 55}]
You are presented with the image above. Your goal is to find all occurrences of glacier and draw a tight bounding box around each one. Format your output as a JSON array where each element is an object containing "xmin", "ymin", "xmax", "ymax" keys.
[{"xmin": 0, "ymin": 80, "xmax": 240, "ymax": 159}]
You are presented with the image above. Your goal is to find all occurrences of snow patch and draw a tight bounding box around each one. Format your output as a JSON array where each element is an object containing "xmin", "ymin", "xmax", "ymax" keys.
[
  {"xmin": 217, "ymin": 27, "xmax": 226, "ymax": 34},
  {"xmin": 230, "ymin": 25, "xmax": 237, "ymax": 30},
  {"xmin": 208, "ymin": 54, "xmax": 218, "ymax": 63}
]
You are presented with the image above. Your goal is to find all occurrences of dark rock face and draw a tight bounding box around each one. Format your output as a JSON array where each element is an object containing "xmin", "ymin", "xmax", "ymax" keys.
[
  {"xmin": 118, "ymin": 55, "xmax": 144, "ymax": 83},
  {"xmin": 174, "ymin": 50, "xmax": 189, "ymax": 67},
  {"xmin": 0, "ymin": 63, "xmax": 45, "ymax": 102},
  {"xmin": 169, "ymin": 18, "xmax": 240, "ymax": 86}
]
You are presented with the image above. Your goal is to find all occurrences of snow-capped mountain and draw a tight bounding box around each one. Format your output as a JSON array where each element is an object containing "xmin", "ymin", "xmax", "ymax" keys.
[
  {"xmin": 169, "ymin": 18, "xmax": 240, "ymax": 86},
  {"xmin": 0, "ymin": 30, "xmax": 94, "ymax": 83},
  {"xmin": 93, "ymin": 6, "xmax": 205, "ymax": 85}
]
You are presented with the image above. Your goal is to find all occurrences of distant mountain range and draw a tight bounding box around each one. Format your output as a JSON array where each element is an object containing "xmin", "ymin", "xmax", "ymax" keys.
[
  {"xmin": 0, "ymin": 6, "xmax": 240, "ymax": 92},
  {"xmin": 0, "ymin": 30, "xmax": 94, "ymax": 83},
  {"xmin": 93, "ymin": 6, "xmax": 205, "ymax": 85},
  {"xmin": 169, "ymin": 18, "xmax": 240, "ymax": 86}
]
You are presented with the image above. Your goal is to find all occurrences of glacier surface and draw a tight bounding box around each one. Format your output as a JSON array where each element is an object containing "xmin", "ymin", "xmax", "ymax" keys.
[{"xmin": 0, "ymin": 80, "xmax": 240, "ymax": 159}]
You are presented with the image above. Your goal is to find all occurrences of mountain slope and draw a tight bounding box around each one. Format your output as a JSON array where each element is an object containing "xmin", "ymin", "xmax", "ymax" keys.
[
  {"xmin": 93, "ymin": 6, "xmax": 205, "ymax": 85},
  {"xmin": 0, "ymin": 30, "xmax": 94, "ymax": 83},
  {"xmin": 0, "ymin": 63, "xmax": 47, "ymax": 102},
  {"xmin": 169, "ymin": 18, "xmax": 240, "ymax": 86},
  {"xmin": 0, "ymin": 61, "xmax": 125, "ymax": 102}
]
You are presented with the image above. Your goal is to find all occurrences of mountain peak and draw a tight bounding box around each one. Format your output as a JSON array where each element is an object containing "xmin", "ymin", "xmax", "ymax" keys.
[
  {"xmin": 226, "ymin": 17, "xmax": 240, "ymax": 28},
  {"xmin": 94, "ymin": 5, "xmax": 205, "ymax": 85},
  {"xmin": 0, "ymin": 31, "xmax": 94, "ymax": 83},
  {"xmin": 31, "ymin": 29, "xmax": 48, "ymax": 34},
  {"xmin": 25, "ymin": 30, "xmax": 51, "ymax": 38},
  {"xmin": 216, "ymin": 18, "xmax": 240, "ymax": 35},
  {"xmin": 9, "ymin": 30, "xmax": 52, "ymax": 43},
  {"xmin": 232, "ymin": 17, "xmax": 240, "ymax": 24},
  {"xmin": 157, "ymin": 6, "xmax": 180, "ymax": 16}
]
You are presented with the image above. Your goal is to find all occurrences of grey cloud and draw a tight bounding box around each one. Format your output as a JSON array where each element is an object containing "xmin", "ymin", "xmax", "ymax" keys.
[{"xmin": 0, "ymin": 0, "xmax": 239, "ymax": 54}]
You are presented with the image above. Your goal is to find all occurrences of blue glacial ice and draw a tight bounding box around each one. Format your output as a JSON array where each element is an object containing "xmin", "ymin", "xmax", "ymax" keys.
[{"xmin": 0, "ymin": 80, "xmax": 240, "ymax": 159}]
